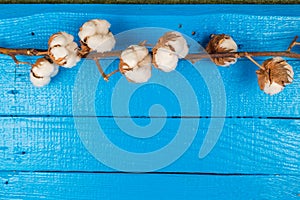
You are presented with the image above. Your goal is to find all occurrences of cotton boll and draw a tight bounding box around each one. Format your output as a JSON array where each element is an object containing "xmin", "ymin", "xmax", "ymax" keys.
[
  {"xmin": 30, "ymin": 72, "xmax": 51, "ymax": 87},
  {"xmin": 79, "ymin": 19, "xmax": 115, "ymax": 53},
  {"xmin": 152, "ymin": 31, "xmax": 188, "ymax": 72},
  {"xmin": 60, "ymin": 32, "xmax": 74, "ymax": 45},
  {"xmin": 122, "ymin": 55, "xmax": 152, "ymax": 83},
  {"xmin": 31, "ymin": 58, "xmax": 57, "ymax": 77},
  {"xmin": 284, "ymin": 65, "xmax": 294, "ymax": 83},
  {"xmin": 49, "ymin": 32, "xmax": 74, "ymax": 48},
  {"xmin": 48, "ymin": 32, "xmax": 81, "ymax": 68},
  {"xmin": 166, "ymin": 32, "xmax": 189, "ymax": 58},
  {"xmin": 65, "ymin": 41, "xmax": 78, "ymax": 53},
  {"xmin": 256, "ymin": 57, "xmax": 294, "ymax": 95},
  {"xmin": 120, "ymin": 45, "xmax": 149, "ymax": 68},
  {"xmin": 222, "ymin": 58, "xmax": 237, "ymax": 67},
  {"xmin": 119, "ymin": 45, "xmax": 152, "ymax": 83},
  {"xmin": 219, "ymin": 36, "xmax": 238, "ymax": 52},
  {"xmin": 263, "ymin": 81, "xmax": 284, "ymax": 95},
  {"xmin": 153, "ymin": 47, "xmax": 179, "ymax": 72},
  {"xmin": 92, "ymin": 19, "xmax": 111, "ymax": 34},
  {"xmin": 79, "ymin": 27, "xmax": 96, "ymax": 42},
  {"xmin": 78, "ymin": 21, "xmax": 97, "ymax": 42},
  {"xmin": 86, "ymin": 33, "xmax": 116, "ymax": 53},
  {"xmin": 49, "ymin": 34, "xmax": 68, "ymax": 48},
  {"xmin": 132, "ymin": 45, "xmax": 149, "ymax": 61},
  {"xmin": 180, "ymin": 41, "xmax": 189, "ymax": 58},
  {"xmin": 63, "ymin": 53, "xmax": 81, "ymax": 68},
  {"xmin": 50, "ymin": 46, "xmax": 68, "ymax": 65},
  {"xmin": 206, "ymin": 34, "xmax": 238, "ymax": 67},
  {"xmin": 124, "ymin": 60, "xmax": 152, "ymax": 83},
  {"xmin": 86, "ymin": 34, "xmax": 103, "ymax": 50},
  {"xmin": 271, "ymin": 57, "xmax": 294, "ymax": 84},
  {"xmin": 50, "ymin": 65, "xmax": 59, "ymax": 77},
  {"xmin": 120, "ymin": 48, "xmax": 139, "ymax": 68}
]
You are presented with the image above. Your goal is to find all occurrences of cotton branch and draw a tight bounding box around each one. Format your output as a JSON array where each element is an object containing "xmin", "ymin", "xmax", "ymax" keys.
[
  {"xmin": 0, "ymin": 35, "xmax": 300, "ymax": 80},
  {"xmin": 0, "ymin": 47, "xmax": 48, "ymax": 65},
  {"xmin": 2, "ymin": 48, "xmax": 300, "ymax": 62}
]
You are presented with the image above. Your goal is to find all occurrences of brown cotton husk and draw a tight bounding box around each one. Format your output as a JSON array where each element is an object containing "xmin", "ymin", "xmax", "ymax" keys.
[
  {"xmin": 119, "ymin": 58, "xmax": 132, "ymax": 74},
  {"xmin": 206, "ymin": 34, "xmax": 237, "ymax": 66},
  {"xmin": 256, "ymin": 57, "xmax": 293, "ymax": 90}
]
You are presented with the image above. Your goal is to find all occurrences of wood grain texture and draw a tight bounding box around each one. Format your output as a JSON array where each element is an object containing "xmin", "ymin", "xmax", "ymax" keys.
[
  {"xmin": 0, "ymin": 172, "xmax": 299, "ymax": 200},
  {"xmin": 0, "ymin": 5, "xmax": 300, "ymax": 199},
  {"xmin": 1, "ymin": 59, "xmax": 299, "ymax": 117},
  {"xmin": 0, "ymin": 5, "xmax": 299, "ymax": 117},
  {"xmin": 0, "ymin": 117, "xmax": 299, "ymax": 174},
  {"xmin": 1, "ymin": 0, "xmax": 300, "ymax": 4}
]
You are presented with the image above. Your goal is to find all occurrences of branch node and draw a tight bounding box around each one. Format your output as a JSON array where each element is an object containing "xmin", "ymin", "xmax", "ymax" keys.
[{"xmin": 9, "ymin": 54, "xmax": 31, "ymax": 66}]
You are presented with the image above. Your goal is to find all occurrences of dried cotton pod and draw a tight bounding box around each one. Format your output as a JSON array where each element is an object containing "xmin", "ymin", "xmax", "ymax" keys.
[
  {"xmin": 256, "ymin": 57, "xmax": 294, "ymax": 95},
  {"xmin": 78, "ymin": 19, "xmax": 116, "ymax": 53},
  {"xmin": 119, "ymin": 45, "xmax": 152, "ymax": 83},
  {"xmin": 48, "ymin": 32, "xmax": 81, "ymax": 68},
  {"xmin": 152, "ymin": 31, "xmax": 189, "ymax": 72},
  {"xmin": 206, "ymin": 34, "xmax": 238, "ymax": 67},
  {"xmin": 30, "ymin": 57, "xmax": 59, "ymax": 87}
]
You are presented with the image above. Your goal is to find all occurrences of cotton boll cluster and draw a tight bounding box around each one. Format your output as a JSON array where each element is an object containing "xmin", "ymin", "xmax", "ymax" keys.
[
  {"xmin": 256, "ymin": 57, "xmax": 294, "ymax": 95},
  {"xmin": 78, "ymin": 19, "xmax": 116, "ymax": 53},
  {"xmin": 30, "ymin": 57, "xmax": 59, "ymax": 87},
  {"xmin": 48, "ymin": 32, "xmax": 81, "ymax": 68},
  {"xmin": 119, "ymin": 45, "xmax": 152, "ymax": 83},
  {"xmin": 152, "ymin": 31, "xmax": 189, "ymax": 72},
  {"xmin": 206, "ymin": 34, "xmax": 238, "ymax": 67}
]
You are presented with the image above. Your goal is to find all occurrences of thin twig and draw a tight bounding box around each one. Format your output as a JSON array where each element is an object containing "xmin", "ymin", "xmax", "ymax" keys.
[
  {"xmin": 287, "ymin": 36, "xmax": 299, "ymax": 52},
  {"xmin": 245, "ymin": 53, "xmax": 264, "ymax": 70},
  {"xmin": 9, "ymin": 54, "xmax": 31, "ymax": 66},
  {"xmin": 94, "ymin": 59, "xmax": 109, "ymax": 81},
  {"xmin": 106, "ymin": 69, "xmax": 120, "ymax": 80}
]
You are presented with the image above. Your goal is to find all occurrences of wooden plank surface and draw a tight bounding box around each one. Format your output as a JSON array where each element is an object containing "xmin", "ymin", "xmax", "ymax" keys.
[
  {"xmin": 0, "ymin": 5, "xmax": 299, "ymax": 117},
  {"xmin": 0, "ymin": 4, "xmax": 300, "ymax": 200},
  {"xmin": 2, "ymin": 0, "xmax": 300, "ymax": 4},
  {"xmin": 2, "ymin": 59, "xmax": 298, "ymax": 117},
  {"xmin": 0, "ymin": 117, "xmax": 299, "ymax": 174},
  {"xmin": 0, "ymin": 172, "xmax": 299, "ymax": 200}
]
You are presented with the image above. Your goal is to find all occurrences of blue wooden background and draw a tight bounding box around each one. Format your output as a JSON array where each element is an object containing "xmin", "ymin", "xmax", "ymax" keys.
[{"xmin": 0, "ymin": 4, "xmax": 300, "ymax": 199}]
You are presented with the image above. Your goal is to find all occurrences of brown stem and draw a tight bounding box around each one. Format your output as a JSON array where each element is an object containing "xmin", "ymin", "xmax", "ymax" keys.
[
  {"xmin": 85, "ymin": 51, "xmax": 122, "ymax": 59},
  {"xmin": 1, "ymin": 47, "xmax": 300, "ymax": 60},
  {"xmin": 244, "ymin": 53, "xmax": 264, "ymax": 70},
  {"xmin": 0, "ymin": 47, "xmax": 48, "ymax": 56},
  {"xmin": 106, "ymin": 69, "xmax": 120, "ymax": 80},
  {"xmin": 1, "ymin": 44, "xmax": 300, "ymax": 80},
  {"xmin": 185, "ymin": 51, "xmax": 300, "ymax": 60},
  {"xmin": 9, "ymin": 54, "xmax": 32, "ymax": 66},
  {"xmin": 287, "ymin": 36, "xmax": 299, "ymax": 52},
  {"xmin": 0, "ymin": 47, "xmax": 48, "ymax": 66},
  {"xmin": 94, "ymin": 59, "xmax": 109, "ymax": 81}
]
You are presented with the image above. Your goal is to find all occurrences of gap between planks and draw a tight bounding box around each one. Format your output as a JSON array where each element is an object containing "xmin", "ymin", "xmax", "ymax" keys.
[
  {"xmin": 0, "ymin": 115, "xmax": 299, "ymax": 120},
  {"xmin": 0, "ymin": 170, "xmax": 298, "ymax": 177}
]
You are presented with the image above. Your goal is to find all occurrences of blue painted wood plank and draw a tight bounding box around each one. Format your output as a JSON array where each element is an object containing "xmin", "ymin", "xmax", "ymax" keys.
[
  {"xmin": 0, "ymin": 5, "xmax": 299, "ymax": 117},
  {"xmin": 0, "ymin": 172, "xmax": 299, "ymax": 200},
  {"xmin": 0, "ymin": 59, "xmax": 298, "ymax": 117},
  {"xmin": 0, "ymin": 117, "xmax": 299, "ymax": 174},
  {"xmin": 0, "ymin": 5, "xmax": 299, "ymax": 52}
]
